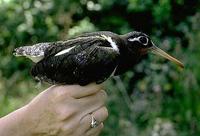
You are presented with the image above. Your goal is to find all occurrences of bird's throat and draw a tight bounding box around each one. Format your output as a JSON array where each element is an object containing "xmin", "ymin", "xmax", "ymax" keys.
[{"xmin": 139, "ymin": 48, "xmax": 148, "ymax": 55}]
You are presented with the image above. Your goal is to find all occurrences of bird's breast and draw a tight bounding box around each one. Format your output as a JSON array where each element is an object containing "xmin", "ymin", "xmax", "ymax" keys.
[{"xmin": 114, "ymin": 51, "xmax": 142, "ymax": 75}]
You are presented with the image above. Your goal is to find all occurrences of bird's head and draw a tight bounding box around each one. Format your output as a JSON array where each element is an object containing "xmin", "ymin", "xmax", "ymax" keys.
[{"xmin": 121, "ymin": 31, "xmax": 184, "ymax": 68}]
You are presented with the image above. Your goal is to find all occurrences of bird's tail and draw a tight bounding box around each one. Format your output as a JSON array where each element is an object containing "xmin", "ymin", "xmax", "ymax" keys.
[
  {"xmin": 13, "ymin": 46, "xmax": 30, "ymax": 56},
  {"xmin": 13, "ymin": 43, "xmax": 51, "ymax": 56},
  {"xmin": 13, "ymin": 42, "xmax": 52, "ymax": 62}
]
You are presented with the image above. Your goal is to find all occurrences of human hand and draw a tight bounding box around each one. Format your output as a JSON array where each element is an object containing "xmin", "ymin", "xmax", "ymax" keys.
[{"xmin": 0, "ymin": 84, "xmax": 108, "ymax": 136}]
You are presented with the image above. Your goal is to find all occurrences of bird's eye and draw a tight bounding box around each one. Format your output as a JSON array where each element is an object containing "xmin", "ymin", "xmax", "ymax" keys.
[{"xmin": 138, "ymin": 36, "xmax": 148, "ymax": 45}]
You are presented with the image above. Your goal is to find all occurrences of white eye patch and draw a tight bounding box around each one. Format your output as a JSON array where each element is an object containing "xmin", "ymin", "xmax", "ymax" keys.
[{"xmin": 128, "ymin": 36, "xmax": 149, "ymax": 46}]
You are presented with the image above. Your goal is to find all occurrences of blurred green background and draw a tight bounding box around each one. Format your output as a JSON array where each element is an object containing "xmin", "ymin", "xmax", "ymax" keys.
[{"xmin": 0, "ymin": 0, "xmax": 200, "ymax": 135}]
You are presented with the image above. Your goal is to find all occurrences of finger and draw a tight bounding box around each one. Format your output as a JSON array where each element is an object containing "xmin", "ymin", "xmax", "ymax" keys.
[
  {"xmin": 50, "ymin": 83, "xmax": 103, "ymax": 99},
  {"xmin": 92, "ymin": 107, "xmax": 108, "ymax": 124},
  {"xmin": 77, "ymin": 90, "xmax": 107, "ymax": 116},
  {"xmin": 86, "ymin": 123, "xmax": 104, "ymax": 136},
  {"xmin": 79, "ymin": 106, "xmax": 108, "ymax": 133}
]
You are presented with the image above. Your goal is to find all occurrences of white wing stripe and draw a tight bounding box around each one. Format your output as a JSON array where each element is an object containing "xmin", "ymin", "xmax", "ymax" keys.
[
  {"xmin": 55, "ymin": 46, "xmax": 75, "ymax": 56},
  {"xmin": 101, "ymin": 35, "xmax": 119, "ymax": 52}
]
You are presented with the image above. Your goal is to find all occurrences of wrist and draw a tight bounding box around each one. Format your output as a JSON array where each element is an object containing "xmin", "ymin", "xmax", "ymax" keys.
[{"xmin": 0, "ymin": 105, "xmax": 34, "ymax": 136}]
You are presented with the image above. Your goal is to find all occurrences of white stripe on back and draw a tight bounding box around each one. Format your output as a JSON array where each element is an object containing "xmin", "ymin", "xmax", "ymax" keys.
[
  {"xmin": 55, "ymin": 46, "xmax": 75, "ymax": 56},
  {"xmin": 101, "ymin": 35, "xmax": 119, "ymax": 52}
]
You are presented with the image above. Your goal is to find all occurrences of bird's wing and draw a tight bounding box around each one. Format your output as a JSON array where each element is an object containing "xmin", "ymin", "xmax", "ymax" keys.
[
  {"xmin": 71, "ymin": 45, "xmax": 120, "ymax": 85},
  {"xmin": 31, "ymin": 35, "xmax": 120, "ymax": 85}
]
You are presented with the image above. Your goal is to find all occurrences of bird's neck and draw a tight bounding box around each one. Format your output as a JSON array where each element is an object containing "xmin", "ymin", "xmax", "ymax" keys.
[
  {"xmin": 116, "ymin": 50, "xmax": 142, "ymax": 74},
  {"xmin": 113, "ymin": 40, "xmax": 143, "ymax": 75}
]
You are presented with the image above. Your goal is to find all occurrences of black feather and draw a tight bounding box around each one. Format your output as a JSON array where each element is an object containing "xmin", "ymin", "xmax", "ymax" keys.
[{"xmin": 31, "ymin": 32, "xmax": 121, "ymax": 85}]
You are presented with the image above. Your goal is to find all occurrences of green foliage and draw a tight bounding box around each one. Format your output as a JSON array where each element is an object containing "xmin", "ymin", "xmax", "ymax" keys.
[
  {"xmin": 68, "ymin": 18, "xmax": 97, "ymax": 37},
  {"xmin": 0, "ymin": 0, "xmax": 200, "ymax": 135},
  {"xmin": 128, "ymin": 0, "xmax": 153, "ymax": 11},
  {"xmin": 153, "ymin": 0, "xmax": 171, "ymax": 23}
]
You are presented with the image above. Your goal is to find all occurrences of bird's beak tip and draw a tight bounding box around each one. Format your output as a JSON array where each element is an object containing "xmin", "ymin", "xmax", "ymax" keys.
[{"xmin": 149, "ymin": 45, "xmax": 184, "ymax": 69}]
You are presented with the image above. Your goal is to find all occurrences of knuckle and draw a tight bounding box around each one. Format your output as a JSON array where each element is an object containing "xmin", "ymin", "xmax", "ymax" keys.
[
  {"xmin": 56, "ymin": 105, "xmax": 77, "ymax": 121},
  {"xmin": 98, "ymin": 90, "xmax": 108, "ymax": 101},
  {"xmin": 52, "ymin": 87, "xmax": 76, "ymax": 104},
  {"xmin": 54, "ymin": 86, "xmax": 69, "ymax": 98},
  {"xmin": 102, "ymin": 107, "xmax": 109, "ymax": 119}
]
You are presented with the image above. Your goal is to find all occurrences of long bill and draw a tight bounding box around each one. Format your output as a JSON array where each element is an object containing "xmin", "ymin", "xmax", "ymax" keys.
[{"xmin": 149, "ymin": 45, "xmax": 184, "ymax": 68}]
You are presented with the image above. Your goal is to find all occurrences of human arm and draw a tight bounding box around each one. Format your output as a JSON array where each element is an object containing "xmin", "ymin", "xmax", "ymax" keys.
[{"xmin": 0, "ymin": 84, "xmax": 108, "ymax": 136}]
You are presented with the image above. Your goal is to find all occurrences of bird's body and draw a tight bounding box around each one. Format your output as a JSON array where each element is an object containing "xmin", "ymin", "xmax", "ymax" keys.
[{"xmin": 14, "ymin": 31, "xmax": 184, "ymax": 85}]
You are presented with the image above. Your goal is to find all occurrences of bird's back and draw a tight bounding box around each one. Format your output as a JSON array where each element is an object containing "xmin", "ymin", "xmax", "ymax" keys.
[{"xmin": 29, "ymin": 31, "xmax": 121, "ymax": 85}]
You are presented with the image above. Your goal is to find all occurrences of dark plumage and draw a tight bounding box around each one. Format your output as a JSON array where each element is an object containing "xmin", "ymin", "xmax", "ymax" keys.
[{"xmin": 14, "ymin": 31, "xmax": 184, "ymax": 85}]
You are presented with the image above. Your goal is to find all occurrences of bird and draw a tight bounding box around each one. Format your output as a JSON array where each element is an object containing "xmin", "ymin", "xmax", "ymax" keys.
[{"xmin": 13, "ymin": 31, "xmax": 184, "ymax": 86}]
